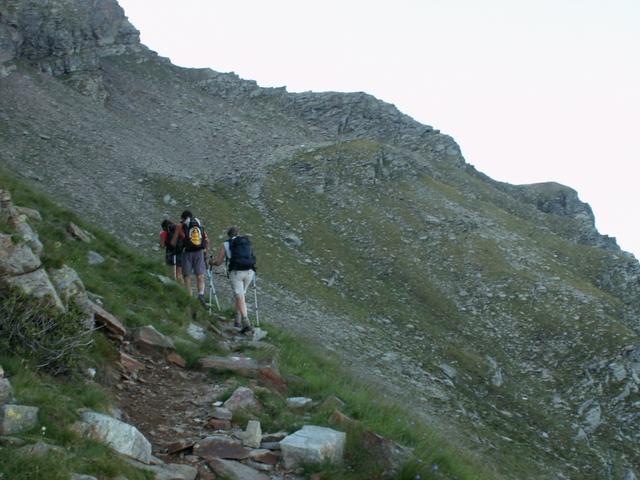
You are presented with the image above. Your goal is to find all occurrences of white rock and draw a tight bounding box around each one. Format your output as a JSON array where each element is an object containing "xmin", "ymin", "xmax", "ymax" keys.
[
  {"xmin": 280, "ymin": 425, "xmax": 346, "ymax": 469},
  {"xmin": 75, "ymin": 411, "xmax": 152, "ymax": 463},
  {"xmin": 242, "ymin": 420, "xmax": 262, "ymax": 448},
  {"xmin": 286, "ymin": 397, "xmax": 313, "ymax": 409},
  {"xmin": 187, "ymin": 323, "xmax": 207, "ymax": 341}
]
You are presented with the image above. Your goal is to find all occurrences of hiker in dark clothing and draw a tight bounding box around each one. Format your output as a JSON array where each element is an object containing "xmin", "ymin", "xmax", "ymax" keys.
[
  {"xmin": 160, "ymin": 219, "xmax": 183, "ymax": 284},
  {"xmin": 210, "ymin": 226, "xmax": 256, "ymax": 333},
  {"xmin": 171, "ymin": 210, "xmax": 207, "ymax": 306}
]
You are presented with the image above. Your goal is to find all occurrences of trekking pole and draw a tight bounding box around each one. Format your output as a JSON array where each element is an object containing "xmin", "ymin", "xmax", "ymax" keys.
[
  {"xmin": 173, "ymin": 254, "xmax": 177, "ymax": 281},
  {"xmin": 253, "ymin": 273, "xmax": 260, "ymax": 327},
  {"xmin": 207, "ymin": 267, "xmax": 221, "ymax": 312}
]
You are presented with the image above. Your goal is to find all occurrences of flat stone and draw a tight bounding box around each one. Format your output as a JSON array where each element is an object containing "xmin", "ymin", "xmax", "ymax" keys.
[
  {"xmin": 261, "ymin": 431, "xmax": 287, "ymax": 442},
  {"xmin": 362, "ymin": 430, "xmax": 413, "ymax": 477},
  {"xmin": 87, "ymin": 250, "xmax": 105, "ymax": 265},
  {"xmin": 68, "ymin": 222, "xmax": 93, "ymax": 243},
  {"xmin": 223, "ymin": 387, "xmax": 262, "ymax": 414},
  {"xmin": 199, "ymin": 356, "xmax": 261, "ymax": 376},
  {"xmin": 0, "ymin": 404, "xmax": 39, "ymax": 435},
  {"xmin": 133, "ymin": 325, "xmax": 175, "ymax": 352},
  {"xmin": 212, "ymin": 406, "xmax": 233, "ymax": 420},
  {"xmin": 329, "ymin": 409, "xmax": 358, "ymax": 428},
  {"xmin": 249, "ymin": 448, "xmax": 280, "ymax": 465},
  {"xmin": 15, "ymin": 206, "xmax": 42, "ymax": 222},
  {"xmin": 287, "ymin": 397, "xmax": 313, "ymax": 410},
  {"xmin": 74, "ymin": 411, "xmax": 152, "ymax": 463},
  {"xmin": 320, "ymin": 395, "xmax": 346, "ymax": 411},
  {"xmin": 207, "ymin": 458, "xmax": 269, "ymax": 480},
  {"xmin": 167, "ymin": 352, "xmax": 186, "ymax": 368},
  {"xmin": 259, "ymin": 441, "xmax": 281, "ymax": 451},
  {"xmin": 0, "ymin": 378, "xmax": 14, "ymax": 404},
  {"xmin": 166, "ymin": 439, "xmax": 194, "ymax": 455},
  {"xmin": 193, "ymin": 435, "xmax": 250, "ymax": 460},
  {"xmin": 207, "ymin": 418, "xmax": 231, "ymax": 430},
  {"xmin": 18, "ymin": 440, "xmax": 64, "ymax": 456},
  {"xmin": 280, "ymin": 425, "xmax": 346, "ymax": 469},
  {"xmin": 119, "ymin": 352, "xmax": 145, "ymax": 374},
  {"xmin": 258, "ymin": 365, "xmax": 287, "ymax": 395},
  {"xmin": 89, "ymin": 301, "xmax": 126, "ymax": 340},
  {"xmin": 127, "ymin": 459, "xmax": 198, "ymax": 480},
  {"xmin": 0, "ymin": 436, "xmax": 26, "ymax": 447}
]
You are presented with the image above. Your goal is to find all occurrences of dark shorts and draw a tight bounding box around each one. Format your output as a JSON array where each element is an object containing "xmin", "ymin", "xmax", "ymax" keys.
[
  {"xmin": 165, "ymin": 251, "xmax": 182, "ymax": 266},
  {"xmin": 182, "ymin": 250, "xmax": 206, "ymax": 276}
]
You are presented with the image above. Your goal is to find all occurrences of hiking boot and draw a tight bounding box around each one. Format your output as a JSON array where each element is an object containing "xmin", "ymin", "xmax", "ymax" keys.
[
  {"xmin": 197, "ymin": 293, "xmax": 207, "ymax": 308},
  {"xmin": 240, "ymin": 316, "xmax": 253, "ymax": 335},
  {"xmin": 233, "ymin": 320, "xmax": 241, "ymax": 329}
]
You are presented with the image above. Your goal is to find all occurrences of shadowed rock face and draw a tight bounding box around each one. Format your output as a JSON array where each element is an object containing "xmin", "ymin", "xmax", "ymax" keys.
[{"xmin": 0, "ymin": 0, "xmax": 139, "ymax": 73}]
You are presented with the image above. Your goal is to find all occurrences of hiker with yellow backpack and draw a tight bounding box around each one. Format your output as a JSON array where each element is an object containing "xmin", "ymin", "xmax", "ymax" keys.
[{"xmin": 171, "ymin": 210, "xmax": 208, "ymax": 307}]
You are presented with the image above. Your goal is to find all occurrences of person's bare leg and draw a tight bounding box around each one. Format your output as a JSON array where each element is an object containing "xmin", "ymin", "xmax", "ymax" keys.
[
  {"xmin": 184, "ymin": 275, "xmax": 192, "ymax": 296},
  {"xmin": 196, "ymin": 274, "xmax": 205, "ymax": 296}
]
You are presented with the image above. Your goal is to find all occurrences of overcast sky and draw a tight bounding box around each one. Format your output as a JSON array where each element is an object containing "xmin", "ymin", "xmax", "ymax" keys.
[{"xmin": 118, "ymin": 0, "xmax": 640, "ymax": 258}]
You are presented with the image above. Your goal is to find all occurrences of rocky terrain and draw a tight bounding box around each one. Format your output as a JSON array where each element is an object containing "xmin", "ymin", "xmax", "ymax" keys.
[{"xmin": 1, "ymin": 1, "xmax": 640, "ymax": 478}]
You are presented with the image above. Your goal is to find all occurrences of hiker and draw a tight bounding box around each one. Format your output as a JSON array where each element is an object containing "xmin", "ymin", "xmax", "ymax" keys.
[
  {"xmin": 160, "ymin": 220, "xmax": 183, "ymax": 284},
  {"xmin": 171, "ymin": 210, "xmax": 207, "ymax": 306},
  {"xmin": 210, "ymin": 226, "xmax": 256, "ymax": 333}
]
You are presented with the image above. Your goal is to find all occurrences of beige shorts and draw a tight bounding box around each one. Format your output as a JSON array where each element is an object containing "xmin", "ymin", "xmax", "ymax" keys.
[{"xmin": 230, "ymin": 270, "xmax": 254, "ymax": 297}]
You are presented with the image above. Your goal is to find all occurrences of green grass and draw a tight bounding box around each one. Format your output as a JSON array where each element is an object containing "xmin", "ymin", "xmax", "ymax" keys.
[{"xmin": 0, "ymin": 170, "xmax": 506, "ymax": 480}]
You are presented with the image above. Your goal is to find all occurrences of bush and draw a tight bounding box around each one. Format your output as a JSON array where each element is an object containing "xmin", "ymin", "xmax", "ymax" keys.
[{"xmin": 0, "ymin": 289, "xmax": 94, "ymax": 374}]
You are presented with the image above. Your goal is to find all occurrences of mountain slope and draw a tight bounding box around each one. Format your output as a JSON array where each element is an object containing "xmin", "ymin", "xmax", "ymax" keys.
[{"xmin": 1, "ymin": 1, "xmax": 639, "ymax": 478}]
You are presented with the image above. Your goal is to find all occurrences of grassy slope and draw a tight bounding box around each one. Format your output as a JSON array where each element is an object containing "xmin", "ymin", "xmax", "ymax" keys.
[
  {"xmin": 0, "ymin": 174, "xmax": 502, "ymax": 478},
  {"xmin": 145, "ymin": 139, "xmax": 640, "ymax": 478}
]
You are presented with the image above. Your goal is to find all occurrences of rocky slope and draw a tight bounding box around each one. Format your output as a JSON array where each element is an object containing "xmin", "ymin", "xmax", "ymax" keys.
[{"xmin": 1, "ymin": 1, "xmax": 640, "ymax": 478}]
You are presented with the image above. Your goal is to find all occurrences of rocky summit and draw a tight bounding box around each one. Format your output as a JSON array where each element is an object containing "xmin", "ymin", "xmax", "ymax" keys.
[{"xmin": 1, "ymin": 1, "xmax": 640, "ymax": 478}]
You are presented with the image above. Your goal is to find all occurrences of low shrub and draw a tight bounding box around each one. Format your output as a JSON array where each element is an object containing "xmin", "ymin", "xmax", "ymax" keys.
[{"xmin": 0, "ymin": 289, "xmax": 94, "ymax": 374}]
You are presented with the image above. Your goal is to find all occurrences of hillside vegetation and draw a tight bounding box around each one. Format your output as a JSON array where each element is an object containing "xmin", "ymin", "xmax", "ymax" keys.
[
  {"xmin": 0, "ymin": 174, "xmax": 502, "ymax": 479},
  {"xmin": 1, "ymin": 1, "xmax": 640, "ymax": 478}
]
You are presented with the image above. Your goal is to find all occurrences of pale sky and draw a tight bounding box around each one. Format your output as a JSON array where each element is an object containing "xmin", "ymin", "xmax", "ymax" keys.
[{"xmin": 118, "ymin": 0, "xmax": 640, "ymax": 258}]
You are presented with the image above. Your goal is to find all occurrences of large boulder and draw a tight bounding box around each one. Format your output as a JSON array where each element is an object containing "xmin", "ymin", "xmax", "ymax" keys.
[
  {"xmin": 280, "ymin": 425, "xmax": 346, "ymax": 469},
  {"xmin": 49, "ymin": 265, "xmax": 90, "ymax": 309},
  {"xmin": 0, "ymin": 233, "xmax": 41, "ymax": 276},
  {"xmin": 3, "ymin": 267, "xmax": 64, "ymax": 311},
  {"xmin": 0, "ymin": 404, "xmax": 39, "ymax": 435},
  {"xmin": 74, "ymin": 411, "xmax": 152, "ymax": 463}
]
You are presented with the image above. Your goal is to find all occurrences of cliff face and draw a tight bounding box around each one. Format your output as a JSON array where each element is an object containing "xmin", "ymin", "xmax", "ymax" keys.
[{"xmin": 1, "ymin": 1, "xmax": 639, "ymax": 478}]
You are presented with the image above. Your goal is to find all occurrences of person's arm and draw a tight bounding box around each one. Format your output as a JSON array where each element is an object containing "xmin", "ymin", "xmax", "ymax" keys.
[
  {"xmin": 211, "ymin": 243, "xmax": 226, "ymax": 267},
  {"xmin": 159, "ymin": 230, "xmax": 168, "ymax": 248},
  {"xmin": 170, "ymin": 224, "xmax": 182, "ymax": 247}
]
